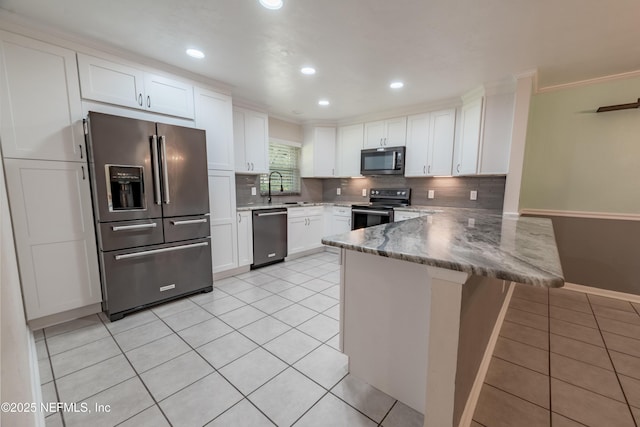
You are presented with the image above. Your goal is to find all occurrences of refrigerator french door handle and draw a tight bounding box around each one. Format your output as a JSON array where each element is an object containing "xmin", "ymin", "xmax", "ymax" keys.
[
  {"xmin": 151, "ymin": 135, "xmax": 162, "ymax": 205},
  {"xmin": 114, "ymin": 241, "xmax": 209, "ymax": 260},
  {"xmin": 160, "ymin": 135, "xmax": 171, "ymax": 204}
]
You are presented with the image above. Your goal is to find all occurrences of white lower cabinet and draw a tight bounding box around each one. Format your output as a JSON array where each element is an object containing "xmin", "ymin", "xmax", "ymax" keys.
[
  {"xmin": 287, "ymin": 206, "xmax": 324, "ymax": 255},
  {"xmin": 208, "ymin": 170, "xmax": 238, "ymax": 274},
  {"xmin": 237, "ymin": 211, "xmax": 253, "ymax": 267},
  {"xmin": 3, "ymin": 159, "xmax": 101, "ymax": 320},
  {"xmin": 331, "ymin": 206, "xmax": 352, "ymax": 234}
]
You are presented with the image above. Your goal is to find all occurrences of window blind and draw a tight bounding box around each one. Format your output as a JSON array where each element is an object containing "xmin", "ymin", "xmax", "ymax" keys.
[{"xmin": 260, "ymin": 142, "xmax": 301, "ymax": 194}]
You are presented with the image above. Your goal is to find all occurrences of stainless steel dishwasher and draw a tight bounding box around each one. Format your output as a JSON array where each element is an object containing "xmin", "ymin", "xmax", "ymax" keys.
[{"xmin": 252, "ymin": 208, "xmax": 288, "ymax": 269}]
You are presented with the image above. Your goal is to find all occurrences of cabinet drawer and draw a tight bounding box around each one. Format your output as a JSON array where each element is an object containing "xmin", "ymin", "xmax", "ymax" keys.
[
  {"xmin": 164, "ymin": 215, "xmax": 210, "ymax": 243},
  {"xmin": 287, "ymin": 207, "xmax": 306, "ymax": 218},
  {"xmin": 102, "ymin": 238, "xmax": 212, "ymax": 316},
  {"xmin": 99, "ymin": 219, "xmax": 163, "ymax": 251},
  {"xmin": 333, "ymin": 206, "xmax": 351, "ymax": 216}
]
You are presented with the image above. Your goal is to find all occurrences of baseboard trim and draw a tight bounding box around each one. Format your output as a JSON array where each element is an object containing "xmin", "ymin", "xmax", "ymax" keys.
[
  {"xmin": 214, "ymin": 265, "xmax": 250, "ymax": 280},
  {"xmin": 563, "ymin": 282, "xmax": 640, "ymax": 304},
  {"xmin": 28, "ymin": 303, "xmax": 102, "ymax": 331},
  {"xmin": 458, "ymin": 281, "xmax": 515, "ymax": 427},
  {"xmin": 520, "ymin": 208, "xmax": 640, "ymax": 222},
  {"xmin": 285, "ymin": 246, "xmax": 325, "ymax": 261},
  {"xmin": 28, "ymin": 330, "xmax": 46, "ymax": 427}
]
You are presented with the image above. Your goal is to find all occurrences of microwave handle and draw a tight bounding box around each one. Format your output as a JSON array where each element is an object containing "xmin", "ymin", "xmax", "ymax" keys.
[{"xmin": 392, "ymin": 151, "xmax": 397, "ymax": 168}]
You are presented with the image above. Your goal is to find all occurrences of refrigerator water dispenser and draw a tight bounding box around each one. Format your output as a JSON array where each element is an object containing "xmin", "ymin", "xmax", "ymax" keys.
[{"xmin": 106, "ymin": 165, "xmax": 145, "ymax": 211}]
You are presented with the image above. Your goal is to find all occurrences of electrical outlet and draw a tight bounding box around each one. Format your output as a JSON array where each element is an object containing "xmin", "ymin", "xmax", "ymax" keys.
[
  {"xmin": 362, "ymin": 188, "xmax": 367, "ymax": 197},
  {"xmin": 428, "ymin": 190, "xmax": 435, "ymax": 199},
  {"xmin": 336, "ymin": 188, "xmax": 341, "ymax": 195},
  {"xmin": 251, "ymin": 187, "xmax": 257, "ymax": 196},
  {"xmin": 468, "ymin": 218, "xmax": 475, "ymax": 227},
  {"xmin": 427, "ymin": 215, "xmax": 433, "ymax": 224},
  {"xmin": 470, "ymin": 190, "xmax": 477, "ymax": 200}
]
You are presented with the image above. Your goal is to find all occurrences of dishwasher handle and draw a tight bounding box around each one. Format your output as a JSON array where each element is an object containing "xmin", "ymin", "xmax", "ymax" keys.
[{"xmin": 255, "ymin": 211, "xmax": 288, "ymax": 217}]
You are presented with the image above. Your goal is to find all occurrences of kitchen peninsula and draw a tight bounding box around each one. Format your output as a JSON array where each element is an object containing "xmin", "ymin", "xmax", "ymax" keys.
[{"xmin": 322, "ymin": 209, "xmax": 563, "ymax": 427}]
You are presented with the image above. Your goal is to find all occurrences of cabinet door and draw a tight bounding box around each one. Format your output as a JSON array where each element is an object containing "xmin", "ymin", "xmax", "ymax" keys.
[
  {"xmin": 287, "ymin": 217, "xmax": 307, "ymax": 254},
  {"xmin": 456, "ymin": 97, "xmax": 483, "ymax": 175},
  {"xmin": 384, "ymin": 117, "xmax": 407, "ymax": 146},
  {"xmin": 0, "ymin": 32, "xmax": 84, "ymax": 162},
  {"xmin": 4, "ymin": 159, "xmax": 101, "ymax": 320},
  {"xmin": 405, "ymin": 113, "xmax": 430, "ymax": 177},
  {"xmin": 314, "ymin": 127, "xmax": 336, "ymax": 177},
  {"xmin": 195, "ymin": 87, "xmax": 234, "ymax": 170},
  {"xmin": 77, "ymin": 53, "xmax": 144, "ymax": 110},
  {"xmin": 144, "ymin": 73, "xmax": 194, "ymax": 119},
  {"xmin": 336, "ymin": 124, "xmax": 363, "ymax": 177},
  {"xmin": 429, "ymin": 109, "xmax": 455, "ymax": 176},
  {"xmin": 307, "ymin": 215, "xmax": 324, "ymax": 249},
  {"xmin": 233, "ymin": 108, "xmax": 249, "ymax": 172},
  {"xmin": 244, "ymin": 110, "xmax": 269, "ymax": 174},
  {"xmin": 237, "ymin": 211, "xmax": 253, "ymax": 267},
  {"xmin": 208, "ymin": 170, "xmax": 238, "ymax": 273},
  {"xmin": 332, "ymin": 216, "xmax": 352, "ymax": 234},
  {"xmin": 363, "ymin": 120, "xmax": 385, "ymax": 148}
]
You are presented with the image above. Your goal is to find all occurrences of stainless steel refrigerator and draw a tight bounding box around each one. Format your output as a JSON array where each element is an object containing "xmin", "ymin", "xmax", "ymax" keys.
[{"xmin": 86, "ymin": 112, "xmax": 212, "ymax": 321}]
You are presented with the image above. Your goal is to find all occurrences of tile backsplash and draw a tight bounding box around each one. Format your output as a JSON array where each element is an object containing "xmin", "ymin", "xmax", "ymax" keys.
[{"xmin": 237, "ymin": 174, "xmax": 506, "ymax": 210}]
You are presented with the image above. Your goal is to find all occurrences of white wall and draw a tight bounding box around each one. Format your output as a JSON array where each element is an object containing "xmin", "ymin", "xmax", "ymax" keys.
[{"xmin": 1, "ymin": 153, "xmax": 40, "ymax": 427}]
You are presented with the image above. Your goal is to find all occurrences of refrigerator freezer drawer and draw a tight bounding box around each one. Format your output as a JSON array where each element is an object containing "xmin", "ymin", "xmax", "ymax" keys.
[
  {"xmin": 99, "ymin": 219, "xmax": 164, "ymax": 251},
  {"xmin": 163, "ymin": 215, "xmax": 210, "ymax": 243},
  {"xmin": 101, "ymin": 237, "xmax": 212, "ymax": 318}
]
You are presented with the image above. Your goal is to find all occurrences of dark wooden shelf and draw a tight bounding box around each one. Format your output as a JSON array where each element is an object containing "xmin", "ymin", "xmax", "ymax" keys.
[{"xmin": 596, "ymin": 98, "xmax": 640, "ymax": 113}]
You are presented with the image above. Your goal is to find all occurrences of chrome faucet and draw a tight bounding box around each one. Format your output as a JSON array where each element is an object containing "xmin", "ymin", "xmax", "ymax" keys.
[{"xmin": 268, "ymin": 171, "xmax": 283, "ymax": 204}]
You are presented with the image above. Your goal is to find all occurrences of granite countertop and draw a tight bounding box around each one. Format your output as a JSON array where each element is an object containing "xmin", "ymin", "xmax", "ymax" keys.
[
  {"xmin": 321, "ymin": 209, "xmax": 564, "ymax": 287},
  {"xmin": 236, "ymin": 202, "xmax": 356, "ymax": 211}
]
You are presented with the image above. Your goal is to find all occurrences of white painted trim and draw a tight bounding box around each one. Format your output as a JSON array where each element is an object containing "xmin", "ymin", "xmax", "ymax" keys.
[
  {"xmin": 28, "ymin": 332, "xmax": 46, "ymax": 427},
  {"xmin": 461, "ymin": 86, "xmax": 486, "ymax": 104},
  {"xmin": 27, "ymin": 303, "xmax": 102, "ymax": 331},
  {"xmin": 519, "ymin": 208, "xmax": 640, "ymax": 222},
  {"xmin": 563, "ymin": 282, "xmax": 640, "ymax": 304},
  {"xmin": 213, "ymin": 265, "xmax": 250, "ymax": 280},
  {"xmin": 457, "ymin": 281, "xmax": 515, "ymax": 427},
  {"xmin": 537, "ymin": 69, "xmax": 640, "ymax": 94}
]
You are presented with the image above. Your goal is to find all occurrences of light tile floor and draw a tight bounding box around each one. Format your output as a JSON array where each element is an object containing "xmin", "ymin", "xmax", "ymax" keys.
[
  {"xmin": 36, "ymin": 251, "xmax": 424, "ymax": 427},
  {"xmin": 473, "ymin": 284, "xmax": 640, "ymax": 427}
]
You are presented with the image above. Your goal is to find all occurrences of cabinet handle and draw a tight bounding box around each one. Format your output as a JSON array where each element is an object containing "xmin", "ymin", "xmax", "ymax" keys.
[
  {"xmin": 247, "ymin": 162, "xmax": 250, "ymax": 171},
  {"xmin": 457, "ymin": 164, "xmax": 461, "ymax": 173},
  {"xmin": 138, "ymin": 93, "xmax": 143, "ymax": 106},
  {"xmin": 81, "ymin": 165, "xmax": 85, "ymax": 180},
  {"xmin": 428, "ymin": 165, "xmax": 431, "ymax": 174},
  {"xmin": 238, "ymin": 213, "xmax": 241, "ymax": 223},
  {"xmin": 251, "ymin": 162, "xmax": 254, "ymax": 171},
  {"xmin": 147, "ymin": 96, "xmax": 151, "ymax": 108},
  {"xmin": 79, "ymin": 144, "xmax": 83, "ymax": 159},
  {"xmin": 379, "ymin": 138, "xmax": 383, "ymax": 146},
  {"xmin": 384, "ymin": 137, "xmax": 387, "ymax": 145},
  {"xmin": 332, "ymin": 168, "xmax": 334, "ymax": 175},
  {"xmin": 423, "ymin": 165, "xmax": 426, "ymax": 174}
]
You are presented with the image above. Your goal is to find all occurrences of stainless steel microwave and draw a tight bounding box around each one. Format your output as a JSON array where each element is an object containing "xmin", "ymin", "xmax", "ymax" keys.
[{"xmin": 360, "ymin": 146, "xmax": 406, "ymax": 176}]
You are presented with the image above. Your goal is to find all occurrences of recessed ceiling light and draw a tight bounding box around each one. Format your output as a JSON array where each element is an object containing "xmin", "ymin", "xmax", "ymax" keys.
[
  {"xmin": 318, "ymin": 99, "xmax": 330, "ymax": 106},
  {"xmin": 186, "ymin": 48, "xmax": 205, "ymax": 59},
  {"xmin": 301, "ymin": 67, "xmax": 316, "ymax": 75},
  {"xmin": 390, "ymin": 81, "xmax": 404, "ymax": 89},
  {"xmin": 259, "ymin": 0, "xmax": 283, "ymax": 10}
]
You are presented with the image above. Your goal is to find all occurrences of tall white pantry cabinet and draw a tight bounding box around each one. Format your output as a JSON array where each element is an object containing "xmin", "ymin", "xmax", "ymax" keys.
[{"xmin": 0, "ymin": 31, "xmax": 101, "ymax": 323}]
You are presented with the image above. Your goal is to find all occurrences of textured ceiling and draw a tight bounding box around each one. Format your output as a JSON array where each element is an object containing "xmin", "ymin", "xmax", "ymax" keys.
[{"xmin": 1, "ymin": 0, "xmax": 639, "ymax": 122}]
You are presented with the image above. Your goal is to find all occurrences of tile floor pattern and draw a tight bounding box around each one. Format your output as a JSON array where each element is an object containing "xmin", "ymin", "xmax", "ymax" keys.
[
  {"xmin": 473, "ymin": 284, "xmax": 640, "ymax": 427},
  {"xmin": 36, "ymin": 251, "xmax": 424, "ymax": 427}
]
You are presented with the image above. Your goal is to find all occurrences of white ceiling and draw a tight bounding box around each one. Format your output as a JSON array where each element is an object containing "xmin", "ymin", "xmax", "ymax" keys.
[{"xmin": 1, "ymin": 0, "xmax": 639, "ymax": 123}]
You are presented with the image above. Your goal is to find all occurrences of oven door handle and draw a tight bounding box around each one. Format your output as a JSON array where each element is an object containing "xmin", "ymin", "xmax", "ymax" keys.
[{"xmin": 351, "ymin": 209, "xmax": 391, "ymax": 216}]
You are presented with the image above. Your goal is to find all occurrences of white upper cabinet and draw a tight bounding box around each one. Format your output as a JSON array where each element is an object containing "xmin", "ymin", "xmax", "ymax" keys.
[
  {"xmin": 4, "ymin": 159, "xmax": 101, "ymax": 320},
  {"xmin": 478, "ymin": 90, "xmax": 515, "ymax": 174},
  {"xmin": 233, "ymin": 106, "xmax": 269, "ymax": 174},
  {"xmin": 364, "ymin": 117, "xmax": 407, "ymax": 148},
  {"xmin": 405, "ymin": 113, "xmax": 431, "ymax": 177},
  {"xmin": 428, "ymin": 109, "xmax": 456, "ymax": 176},
  {"xmin": 455, "ymin": 94, "xmax": 484, "ymax": 175},
  {"xmin": 0, "ymin": 31, "xmax": 84, "ymax": 162},
  {"xmin": 336, "ymin": 123, "xmax": 364, "ymax": 177},
  {"xmin": 405, "ymin": 109, "xmax": 455, "ymax": 177},
  {"xmin": 302, "ymin": 126, "xmax": 336, "ymax": 177},
  {"xmin": 194, "ymin": 87, "xmax": 234, "ymax": 171},
  {"xmin": 77, "ymin": 53, "xmax": 194, "ymax": 119}
]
